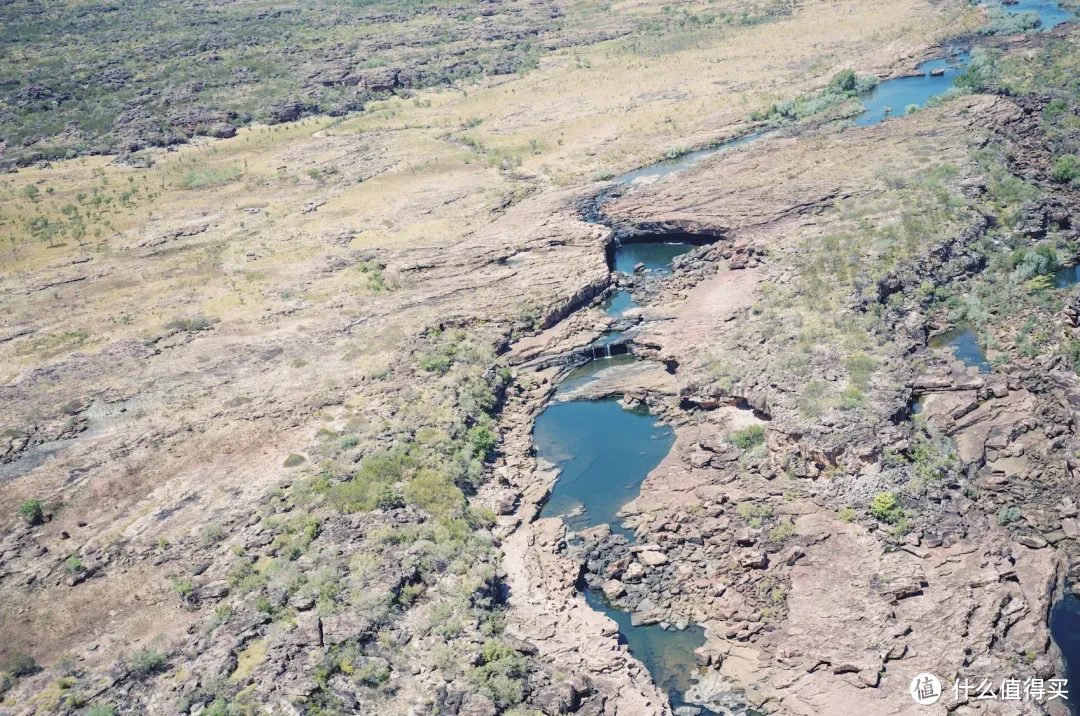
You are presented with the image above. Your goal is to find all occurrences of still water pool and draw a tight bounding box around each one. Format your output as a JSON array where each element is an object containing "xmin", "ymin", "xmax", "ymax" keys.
[
  {"xmin": 534, "ymin": 397, "xmax": 674, "ymax": 536},
  {"xmin": 613, "ymin": 242, "xmax": 697, "ymax": 275},
  {"xmin": 929, "ymin": 324, "xmax": 991, "ymax": 373},
  {"xmin": 855, "ymin": 54, "xmax": 970, "ymax": 127}
]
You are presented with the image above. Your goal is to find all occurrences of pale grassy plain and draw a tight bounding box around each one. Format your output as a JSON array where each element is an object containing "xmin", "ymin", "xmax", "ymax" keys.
[
  {"xmin": 0, "ymin": 0, "xmax": 980, "ymax": 368},
  {"xmin": 0, "ymin": 0, "xmax": 980, "ymax": 671}
]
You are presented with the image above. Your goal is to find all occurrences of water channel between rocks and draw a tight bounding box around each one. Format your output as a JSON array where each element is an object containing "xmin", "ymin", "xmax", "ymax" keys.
[{"xmin": 529, "ymin": 10, "xmax": 1078, "ymax": 711}]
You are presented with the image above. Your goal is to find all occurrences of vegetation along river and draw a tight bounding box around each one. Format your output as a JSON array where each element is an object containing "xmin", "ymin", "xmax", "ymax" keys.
[{"xmin": 531, "ymin": 2, "xmax": 1080, "ymax": 711}]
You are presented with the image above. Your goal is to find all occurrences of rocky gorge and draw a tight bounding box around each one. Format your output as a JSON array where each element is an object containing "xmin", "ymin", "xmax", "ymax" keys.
[
  {"xmin": 3, "ymin": 0, "xmax": 1080, "ymax": 715},
  {"xmin": 489, "ymin": 43, "xmax": 1080, "ymax": 716}
]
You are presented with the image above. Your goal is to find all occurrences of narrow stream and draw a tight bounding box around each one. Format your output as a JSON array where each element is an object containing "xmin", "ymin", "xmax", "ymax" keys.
[{"xmin": 531, "ymin": 4, "xmax": 1075, "ymax": 711}]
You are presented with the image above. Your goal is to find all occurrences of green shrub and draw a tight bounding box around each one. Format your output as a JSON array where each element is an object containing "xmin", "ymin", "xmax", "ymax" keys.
[
  {"xmin": 910, "ymin": 431, "xmax": 957, "ymax": 482},
  {"xmin": 354, "ymin": 658, "xmax": 391, "ymax": 687},
  {"xmin": 173, "ymin": 578, "xmax": 194, "ymax": 599},
  {"xmin": 997, "ymin": 506, "xmax": 1022, "ymax": 525},
  {"xmin": 736, "ymin": 501, "xmax": 773, "ymax": 528},
  {"xmin": 0, "ymin": 672, "xmax": 14, "ymax": 696},
  {"xmin": 468, "ymin": 425, "xmax": 497, "ymax": 459},
  {"xmin": 979, "ymin": 7, "xmax": 1040, "ymax": 35},
  {"xmin": 207, "ymin": 605, "xmax": 233, "ymax": 633},
  {"xmin": 164, "ymin": 315, "xmax": 217, "ymax": 332},
  {"xmin": 201, "ymin": 523, "xmax": 226, "ymax": 545},
  {"xmin": 839, "ymin": 385, "xmax": 866, "ymax": 411},
  {"xmin": 283, "ymin": 454, "xmax": 307, "ymax": 468},
  {"xmin": 65, "ymin": 556, "xmax": 85, "ymax": 574},
  {"xmin": 85, "ymin": 706, "xmax": 117, "ymax": 716},
  {"xmin": 1051, "ymin": 154, "xmax": 1080, "ymax": 183},
  {"xmin": 182, "ymin": 166, "xmax": 242, "ymax": 190},
  {"xmin": 6, "ymin": 653, "xmax": 37, "ymax": 677},
  {"xmin": 1045, "ymin": 98, "xmax": 1069, "ymax": 120},
  {"xmin": 845, "ymin": 353, "xmax": 876, "ymax": 388},
  {"xmin": 227, "ymin": 560, "xmax": 267, "ymax": 594},
  {"xmin": 828, "ymin": 69, "xmax": 857, "ymax": 93},
  {"xmin": 404, "ymin": 469, "xmax": 465, "ymax": 516},
  {"xmin": 768, "ymin": 521, "xmax": 797, "ymax": 542},
  {"xmin": 17, "ymin": 499, "xmax": 44, "ymax": 525},
  {"xmin": 418, "ymin": 352, "xmax": 452, "ymax": 374},
  {"xmin": 838, "ymin": 507, "xmax": 857, "ymax": 523},
  {"xmin": 127, "ymin": 646, "xmax": 167, "ymax": 678},
  {"xmin": 727, "ymin": 425, "xmax": 766, "ymax": 449},
  {"xmin": 470, "ymin": 640, "xmax": 527, "ymax": 708},
  {"xmin": 870, "ymin": 492, "xmax": 904, "ymax": 524}
]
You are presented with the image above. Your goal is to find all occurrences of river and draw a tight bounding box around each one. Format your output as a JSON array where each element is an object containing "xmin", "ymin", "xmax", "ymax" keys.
[{"xmin": 530, "ymin": 4, "xmax": 1078, "ymax": 713}]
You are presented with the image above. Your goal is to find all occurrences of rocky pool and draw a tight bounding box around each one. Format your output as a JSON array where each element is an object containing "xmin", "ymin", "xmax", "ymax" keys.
[
  {"xmin": 536, "ymin": 3, "xmax": 1075, "ymax": 709},
  {"xmin": 929, "ymin": 323, "xmax": 991, "ymax": 373}
]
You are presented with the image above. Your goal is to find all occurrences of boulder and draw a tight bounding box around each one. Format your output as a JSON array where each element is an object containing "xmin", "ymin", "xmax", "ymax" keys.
[
  {"xmin": 459, "ymin": 693, "xmax": 498, "ymax": 716},
  {"xmin": 639, "ymin": 551, "xmax": 668, "ymax": 566},
  {"xmin": 602, "ymin": 580, "xmax": 626, "ymax": 600},
  {"xmin": 534, "ymin": 682, "xmax": 579, "ymax": 716},
  {"xmin": 320, "ymin": 612, "xmax": 374, "ymax": 645}
]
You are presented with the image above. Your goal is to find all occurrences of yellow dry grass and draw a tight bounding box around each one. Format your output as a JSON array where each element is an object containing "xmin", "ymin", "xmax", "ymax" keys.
[{"xmin": 0, "ymin": 0, "xmax": 977, "ymax": 369}]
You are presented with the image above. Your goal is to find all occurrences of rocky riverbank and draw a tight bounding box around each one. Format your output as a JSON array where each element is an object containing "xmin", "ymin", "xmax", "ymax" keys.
[{"xmin": 494, "ymin": 56, "xmax": 1080, "ymax": 716}]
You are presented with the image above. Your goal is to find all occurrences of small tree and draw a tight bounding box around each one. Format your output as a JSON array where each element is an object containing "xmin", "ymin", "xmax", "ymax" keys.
[
  {"xmin": 6, "ymin": 653, "xmax": 37, "ymax": 677},
  {"xmin": 1051, "ymin": 154, "xmax": 1080, "ymax": 184},
  {"xmin": 17, "ymin": 499, "xmax": 44, "ymax": 526}
]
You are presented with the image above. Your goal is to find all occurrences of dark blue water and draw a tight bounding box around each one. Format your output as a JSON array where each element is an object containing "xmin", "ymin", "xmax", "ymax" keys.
[
  {"xmin": 583, "ymin": 588, "xmax": 724, "ymax": 712},
  {"xmin": 1004, "ymin": 0, "xmax": 1073, "ymax": 28},
  {"xmin": 614, "ymin": 242, "xmax": 696, "ymax": 275},
  {"xmin": 854, "ymin": 55, "xmax": 970, "ymax": 126},
  {"xmin": 929, "ymin": 324, "xmax": 991, "ymax": 372},
  {"xmin": 1057, "ymin": 264, "xmax": 1080, "ymax": 288},
  {"xmin": 532, "ymin": 396, "xmax": 734, "ymax": 711},
  {"xmin": 554, "ymin": 2, "xmax": 1073, "ymax": 704},
  {"xmin": 1051, "ymin": 594, "xmax": 1080, "ymax": 715},
  {"xmin": 534, "ymin": 398, "xmax": 674, "ymax": 536}
]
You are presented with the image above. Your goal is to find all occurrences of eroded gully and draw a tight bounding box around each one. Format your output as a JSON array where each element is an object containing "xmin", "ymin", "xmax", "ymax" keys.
[{"xmin": 510, "ymin": 8, "xmax": 1078, "ymax": 716}]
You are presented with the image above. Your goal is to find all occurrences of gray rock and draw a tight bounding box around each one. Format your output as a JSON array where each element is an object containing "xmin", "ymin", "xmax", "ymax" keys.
[
  {"xmin": 320, "ymin": 612, "xmax": 374, "ymax": 645},
  {"xmin": 459, "ymin": 693, "xmax": 498, "ymax": 716},
  {"xmin": 534, "ymin": 682, "xmax": 579, "ymax": 716}
]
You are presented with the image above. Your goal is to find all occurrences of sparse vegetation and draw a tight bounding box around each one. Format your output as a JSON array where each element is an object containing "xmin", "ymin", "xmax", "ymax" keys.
[
  {"xmin": 870, "ymin": 492, "xmax": 904, "ymax": 524},
  {"xmin": 126, "ymin": 646, "xmax": 168, "ymax": 678},
  {"xmin": 6, "ymin": 653, "xmax": 37, "ymax": 677},
  {"xmin": 17, "ymin": 499, "xmax": 44, "ymax": 525},
  {"xmin": 727, "ymin": 424, "xmax": 766, "ymax": 449},
  {"xmin": 283, "ymin": 454, "xmax": 307, "ymax": 468},
  {"xmin": 997, "ymin": 506, "xmax": 1022, "ymax": 526},
  {"xmin": 164, "ymin": 315, "xmax": 218, "ymax": 333}
]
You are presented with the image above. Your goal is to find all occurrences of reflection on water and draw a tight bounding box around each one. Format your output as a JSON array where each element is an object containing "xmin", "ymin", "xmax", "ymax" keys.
[
  {"xmin": 1056, "ymin": 264, "xmax": 1080, "ymax": 288},
  {"xmin": 855, "ymin": 54, "xmax": 971, "ymax": 127},
  {"xmin": 929, "ymin": 323, "xmax": 991, "ymax": 373},
  {"xmin": 534, "ymin": 398, "xmax": 674, "ymax": 537},
  {"xmin": 603, "ymin": 289, "xmax": 637, "ymax": 318},
  {"xmin": 614, "ymin": 242, "xmax": 697, "ymax": 275},
  {"xmin": 533, "ymin": 396, "xmax": 752, "ymax": 713},
  {"xmin": 583, "ymin": 589, "xmax": 750, "ymax": 715}
]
